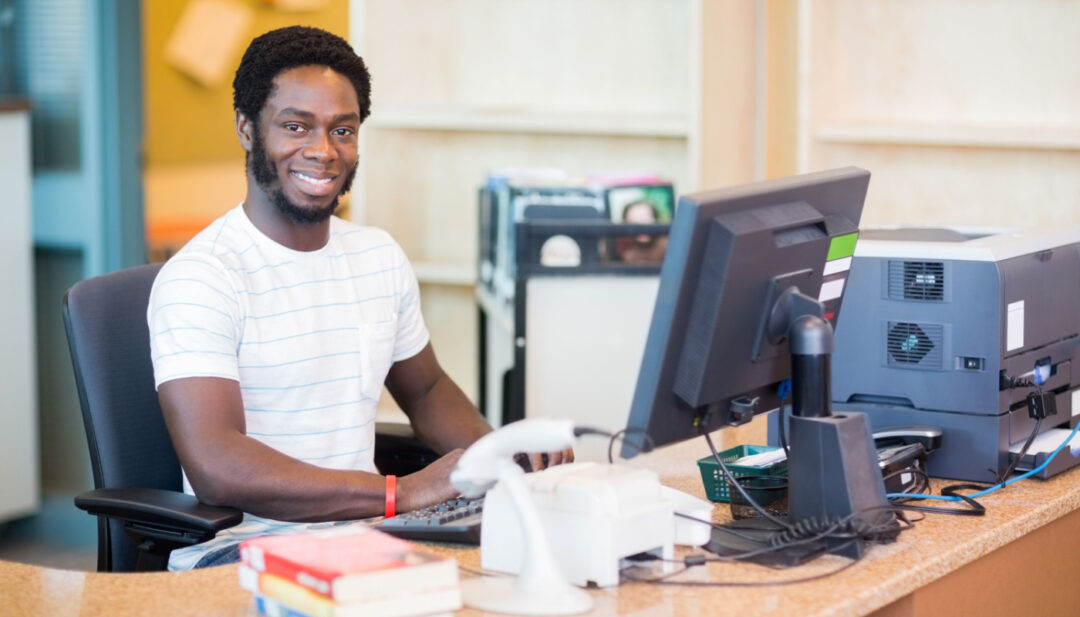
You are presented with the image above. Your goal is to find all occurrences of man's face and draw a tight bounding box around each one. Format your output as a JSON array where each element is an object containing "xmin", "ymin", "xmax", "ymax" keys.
[
  {"xmin": 247, "ymin": 65, "xmax": 360, "ymax": 224},
  {"xmin": 623, "ymin": 201, "xmax": 658, "ymax": 225},
  {"xmin": 623, "ymin": 201, "xmax": 659, "ymax": 246}
]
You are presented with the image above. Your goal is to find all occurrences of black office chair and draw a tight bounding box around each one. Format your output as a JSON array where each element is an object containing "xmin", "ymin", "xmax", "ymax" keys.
[{"xmin": 64, "ymin": 263, "xmax": 438, "ymax": 572}]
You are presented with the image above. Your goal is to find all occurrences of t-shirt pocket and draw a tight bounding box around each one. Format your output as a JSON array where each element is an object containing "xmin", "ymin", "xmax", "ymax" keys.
[{"xmin": 359, "ymin": 317, "xmax": 398, "ymax": 400}]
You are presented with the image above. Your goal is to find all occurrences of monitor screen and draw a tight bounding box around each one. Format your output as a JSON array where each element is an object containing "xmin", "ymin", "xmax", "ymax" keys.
[
  {"xmin": 622, "ymin": 167, "xmax": 870, "ymax": 456},
  {"xmin": 606, "ymin": 184, "xmax": 676, "ymax": 224}
]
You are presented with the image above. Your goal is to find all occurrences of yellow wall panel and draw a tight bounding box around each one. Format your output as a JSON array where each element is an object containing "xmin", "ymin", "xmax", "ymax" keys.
[{"xmin": 143, "ymin": 0, "xmax": 349, "ymax": 166}]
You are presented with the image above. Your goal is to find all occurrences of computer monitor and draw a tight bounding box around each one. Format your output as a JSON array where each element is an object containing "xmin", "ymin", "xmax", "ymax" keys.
[
  {"xmin": 621, "ymin": 167, "xmax": 890, "ymax": 558},
  {"xmin": 624, "ymin": 167, "xmax": 868, "ymax": 447}
]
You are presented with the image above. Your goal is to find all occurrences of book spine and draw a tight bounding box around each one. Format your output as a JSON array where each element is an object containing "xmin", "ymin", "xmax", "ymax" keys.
[
  {"xmin": 242, "ymin": 565, "xmax": 335, "ymax": 617},
  {"xmin": 242, "ymin": 544, "xmax": 338, "ymax": 598},
  {"xmin": 254, "ymin": 592, "xmax": 317, "ymax": 617},
  {"xmin": 259, "ymin": 573, "xmax": 336, "ymax": 617},
  {"xmin": 241, "ymin": 565, "xmax": 462, "ymax": 617}
]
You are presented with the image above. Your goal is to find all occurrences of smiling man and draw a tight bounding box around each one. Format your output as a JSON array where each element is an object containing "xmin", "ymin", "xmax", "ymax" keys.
[{"xmin": 148, "ymin": 26, "xmax": 570, "ymax": 570}]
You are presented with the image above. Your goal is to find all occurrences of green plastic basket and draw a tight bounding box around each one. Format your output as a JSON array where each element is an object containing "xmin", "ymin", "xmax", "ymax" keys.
[{"xmin": 696, "ymin": 445, "xmax": 788, "ymax": 503}]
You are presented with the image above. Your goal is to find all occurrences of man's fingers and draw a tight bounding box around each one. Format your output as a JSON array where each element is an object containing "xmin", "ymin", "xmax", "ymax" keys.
[
  {"xmin": 514, "ymin": 449, "xmax": 576, "ymax": 471},
  {"xmin": 528, "ymin": 453, "xmax": 544, "ymax": 472},
  {"xmin": 547, "ymin": 449, "xmax": 564, "ymax": 467}
]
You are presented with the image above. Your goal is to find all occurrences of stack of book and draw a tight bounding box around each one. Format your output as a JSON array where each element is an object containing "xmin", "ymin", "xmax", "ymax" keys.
[{"xmin": 238, "ymin": 526, "xmax": 462, "ymax": 617}]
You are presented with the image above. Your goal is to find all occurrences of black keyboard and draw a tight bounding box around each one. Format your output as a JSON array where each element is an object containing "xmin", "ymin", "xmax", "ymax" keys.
[{"xmin": 375, "ymin": 497, "xmax": 483, "ymax": 545}]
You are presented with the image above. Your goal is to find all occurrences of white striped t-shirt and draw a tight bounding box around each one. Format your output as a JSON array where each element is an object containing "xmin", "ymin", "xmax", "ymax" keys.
[{"xmin": 148, "ymin": 204, "xmax": 429, "ymax": 570}]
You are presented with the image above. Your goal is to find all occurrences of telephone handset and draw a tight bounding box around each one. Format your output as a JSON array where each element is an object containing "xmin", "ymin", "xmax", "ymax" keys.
[{"xmin": 873, "ymin": 426, "xmax": 943, "ymax": 453}]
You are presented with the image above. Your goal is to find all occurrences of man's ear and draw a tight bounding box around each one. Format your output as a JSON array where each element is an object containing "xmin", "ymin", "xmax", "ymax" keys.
[{"xmin": 236, "ymin": 111, "xmax": 254, "ymax": 152}]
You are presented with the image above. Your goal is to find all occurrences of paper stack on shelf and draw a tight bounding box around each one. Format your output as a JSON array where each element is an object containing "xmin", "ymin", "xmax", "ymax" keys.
[
  {"xmin": 483, "ymin": 168, "xmax": 603, "ymax": 299},
  {"xmin": 480, "ymin": 167, "xmax": 676, "ymax": 297}
]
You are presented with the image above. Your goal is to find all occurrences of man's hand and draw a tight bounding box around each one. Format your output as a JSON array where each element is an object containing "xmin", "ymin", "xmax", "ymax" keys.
[
  {"xmin": 395, "ymin": 448, "xmax": 465, "ymax": 513},
  {"xmin": 516, "ymin": 448, "xmax": 576, "ymax": 473}
]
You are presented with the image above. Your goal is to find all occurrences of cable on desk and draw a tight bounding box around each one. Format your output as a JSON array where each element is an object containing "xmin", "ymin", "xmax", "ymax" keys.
[
  {"xmin": 775, "ymin": 381, "xmax": 792, "ymax": 458},
  {"xmin": 702, "ymin": 429, "xmax": 794, "ymax": 530},
  {"xmin": 572, "ymin": 425, "xmax": 612, "ymax": 440},
  {"xmin": 560, "ymin": 425, "xmax": 653, "ymax": 463},
  {"xmin": 672, "ymin": 502, "xmax": 912, "ymax": 567},
  {"xmin": 700, "ymin": 425, "xmax": 913, "ymax": 558},
  {"xmin": 624, "ymin": 506, "xmax": 912, "ymax": 587},
  {"xmin": 884, "ymin": 468, "xmax": 985, "ymax": 516},
  {"xmin": 588, "ymin": 422, "xmax": 913, "ymax": 569},
  {"xmin": 619, "ymin": 550, "xmax": 861, "ymax": 587},
  {"xmin": 887, "ymin": 407, "xmax": 1080, "ymax": 504},
  {"xmin": 777, "ymin": 403, "xmax": 790, "ymax": 458},
  {"xmin": 771, "ymin": 504, "xmax": 912, "ymax": 550},
  {"xmin": 989, "ymin": 408, "xmax": 1043, "ymax": 485},
  {"xmin": 673, "ymin": 507, "xmax": 911, "ymax": 566},
  {"xmin": 604, "ymin": 428, "xmax": 655, "ymax": 463},
  {"xmin": 565, "ymin": 425, "xmax": 656, "ymax": 463},
  {"xmin": 457, "ymin": 563, "xmax": 513, "ymax": 578}
]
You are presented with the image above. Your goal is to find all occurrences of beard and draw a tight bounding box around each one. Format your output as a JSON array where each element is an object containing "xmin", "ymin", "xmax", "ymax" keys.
[{"xmin": 247, "ymin": 128, "xmax": 358, "ymax": 225}]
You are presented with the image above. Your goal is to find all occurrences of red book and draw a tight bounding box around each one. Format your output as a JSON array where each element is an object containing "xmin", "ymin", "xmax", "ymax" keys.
[{"xmin": 240, "ymin": 526, "xmax": 459, "ymax": 603}]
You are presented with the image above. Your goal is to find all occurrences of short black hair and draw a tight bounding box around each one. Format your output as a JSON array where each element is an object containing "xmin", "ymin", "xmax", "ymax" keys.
[{"xmin": 233, "ymin": 26, "xmax": 371, "ymax": 124}]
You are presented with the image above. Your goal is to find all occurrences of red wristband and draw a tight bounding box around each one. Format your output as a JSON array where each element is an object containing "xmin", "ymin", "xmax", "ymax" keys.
[{"xmin": 385, "ymin": 474, "xmax": 397, "ymax": 518}]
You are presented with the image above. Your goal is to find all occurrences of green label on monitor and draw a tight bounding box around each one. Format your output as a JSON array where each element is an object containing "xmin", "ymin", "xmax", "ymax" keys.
[{"xmin": 827, "ymin": 232, "xmax": 859, "ymax": 261}]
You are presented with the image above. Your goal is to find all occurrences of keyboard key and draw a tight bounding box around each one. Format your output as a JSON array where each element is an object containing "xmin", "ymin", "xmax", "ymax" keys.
[{"xmin": 376, "ymin": 496, "xmax": 484, "ymax": 544}]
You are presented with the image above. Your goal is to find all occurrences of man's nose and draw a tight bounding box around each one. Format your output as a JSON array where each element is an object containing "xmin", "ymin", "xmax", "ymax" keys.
[{"xmin": 303, "ymin": 131, "xmax": 334, "ymax": 162}]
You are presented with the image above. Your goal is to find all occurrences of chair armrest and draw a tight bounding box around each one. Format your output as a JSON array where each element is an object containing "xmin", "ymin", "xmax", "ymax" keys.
[
  {"xmin": 375, "ymin": 421, "xmax": 440, "ymax": 476},
  {"xmin": 75, "ymin": 487, "xmax": 243, "ymax": 544}
]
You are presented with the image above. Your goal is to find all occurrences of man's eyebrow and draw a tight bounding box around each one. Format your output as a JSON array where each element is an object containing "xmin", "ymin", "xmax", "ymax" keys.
[
  {"xmin": 332, "ymin": 112, "xmax": 361, "ymax": 124},
  {"xmin": 276, "ymin": 108, "xmax": 360, "ymax": 125},
  {"xmin": 277, "ymin": 108, "xmax": 315, "ymax": 119}
]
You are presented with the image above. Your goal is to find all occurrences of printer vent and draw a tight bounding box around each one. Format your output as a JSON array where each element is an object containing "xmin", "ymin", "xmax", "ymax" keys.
[
  {"xmin": 889, "ymin": 261, "xmax": 945, "ymax": 301},
  {"xmin": 886, "ymin": 322, "xmax": 943, "ymax": 369}
]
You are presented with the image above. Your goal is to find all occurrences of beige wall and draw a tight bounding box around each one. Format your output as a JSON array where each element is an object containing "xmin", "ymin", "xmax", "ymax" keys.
[
  {"xmin": 143, "ymin": 0, "xmax": 1080, "ymax": 445},
  {"xmin": 799, "ymin": 0, "xmax": 1080, "ymax": 227}
]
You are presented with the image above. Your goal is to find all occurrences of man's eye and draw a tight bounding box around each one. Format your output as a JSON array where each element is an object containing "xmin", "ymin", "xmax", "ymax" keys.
[
  {"xmin": 334, "ymin": 127, "xmax": 355, "ymax": 137},
  {"xmin": 284, "ymin": 123, "xmax": 304, "ymax": 132}
]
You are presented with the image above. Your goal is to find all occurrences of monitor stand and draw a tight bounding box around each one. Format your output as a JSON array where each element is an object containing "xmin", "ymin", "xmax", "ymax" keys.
[{"xmin": 704, "ymin": 306, "xmax": 895, "ymax": 564}]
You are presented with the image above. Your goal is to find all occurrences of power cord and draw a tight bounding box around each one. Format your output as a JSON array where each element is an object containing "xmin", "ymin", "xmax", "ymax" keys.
[
  {"xmin": 888, "ymin": 382, "xmax": 1070, "ymax": 507},
  {"xmin": 894, "ymin": 440, "xmax": 1074, "ymax": 503},
  {"xmin": 775, "ymin": 379, "xmax": 792, "ymax": 458},
  {"xmin": 619, "ymin": 503, "xmax": 913, "ymax": 590},
  {"xmin": 573, "ymin": 422, "xmax": 916, "ymax": 588},
  {"xmin": 620, "ymin": 555, "xmax": 860, "ymax": 587},
  {"xmin": 701, "ymin": 429, "xmax": 794, "ymax": 530},
  {"xmin": 603, "ymin": 428, "xmax": 655, "ymax": 463},
  {"xmin": 993, "ymin": 379, "xmax": 1052, "ymax": 482},
  {"xmin": 886, "ymin": 466, "xmax": 985, "ymax": 516},
  {"xmin": 588, "ymin": 424, "xmax": 804, "ymax": 536},
  {"xmin": 1000, "ymin": 372, "xmax": 1035, "ymax": 390},
  {"xmin": 699, "ymin": 425, "xmax": 909, "ymax": 557}
]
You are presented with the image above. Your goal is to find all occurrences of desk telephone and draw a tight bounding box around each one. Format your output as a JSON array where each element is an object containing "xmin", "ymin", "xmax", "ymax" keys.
[{"xmin": 873, "ymin": 426, "xmax": 942, "ymax": 493}]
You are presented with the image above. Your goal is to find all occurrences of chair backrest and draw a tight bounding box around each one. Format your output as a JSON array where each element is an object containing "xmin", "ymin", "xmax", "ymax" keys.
[{"xmin": 63, "ymin": 262, "xmax": 176, "ymax": 571}]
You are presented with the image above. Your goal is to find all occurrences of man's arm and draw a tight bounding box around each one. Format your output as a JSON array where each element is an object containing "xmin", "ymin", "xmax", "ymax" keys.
[
  {"xmin": 385, "ymin": 344, "xmax": 573, "ymax": 471},
  {"xmin": 384, "ymin": 344, "xmax": 491, "ymax": 453},
  {"xmin": 158, "ymin": 376, "xmax": 462, "ymax": 521}
]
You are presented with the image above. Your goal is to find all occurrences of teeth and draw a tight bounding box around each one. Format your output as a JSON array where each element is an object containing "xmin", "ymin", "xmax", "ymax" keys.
[{"xmin": 293, "ymin": 172, "xmax": 330, "ymax": 184}]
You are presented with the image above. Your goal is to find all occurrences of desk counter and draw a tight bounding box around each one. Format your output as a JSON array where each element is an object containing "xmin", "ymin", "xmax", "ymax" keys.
[{"xmin": 4, "ymin": 437, "xmax": 1080, "ymax": 617}]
